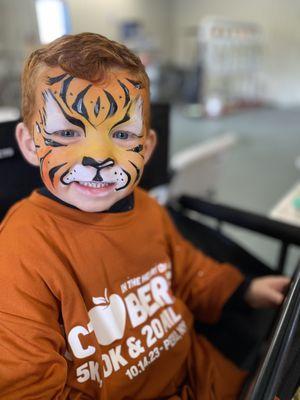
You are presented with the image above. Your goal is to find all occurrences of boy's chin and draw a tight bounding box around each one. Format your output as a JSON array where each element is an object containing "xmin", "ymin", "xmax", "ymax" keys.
[
  {"xmin": 71, "ymin": 196, "xmax": 121, "ymax": 213},
  {"xmin": 46, "ymin": 184, "xmax": 133, "ymax": 213}
]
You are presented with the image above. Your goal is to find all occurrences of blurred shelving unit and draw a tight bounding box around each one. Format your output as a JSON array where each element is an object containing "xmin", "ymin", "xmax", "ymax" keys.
[{"xmin": 198, "ymin": 17, "xmax": 265, "ymax": 117}]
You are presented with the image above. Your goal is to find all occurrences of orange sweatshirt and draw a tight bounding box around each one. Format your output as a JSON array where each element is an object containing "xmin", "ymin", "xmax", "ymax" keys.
[{"xmin": 0, "ymin": 188, "xmax": 246, "ymax": 400}]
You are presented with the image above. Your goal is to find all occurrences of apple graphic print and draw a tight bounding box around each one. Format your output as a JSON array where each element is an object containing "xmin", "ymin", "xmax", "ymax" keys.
[{"xmin": 87, "ymin": 289, "xmax": 126, "ymax": 346}]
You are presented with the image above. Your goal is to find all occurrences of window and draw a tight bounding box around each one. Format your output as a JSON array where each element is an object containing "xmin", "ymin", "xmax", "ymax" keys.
[{"xmin": 35, "ymin": 0, "xmax": 71, "ymax": 44}]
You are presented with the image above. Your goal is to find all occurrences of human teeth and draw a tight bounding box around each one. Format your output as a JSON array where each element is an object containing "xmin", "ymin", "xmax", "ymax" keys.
[{"xmin": 78, "ymin": 181, "xmax": 113, "ymax": 188}]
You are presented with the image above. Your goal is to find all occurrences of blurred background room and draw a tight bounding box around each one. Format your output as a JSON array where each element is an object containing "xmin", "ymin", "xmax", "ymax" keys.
[{"xmin": 0, "ymin": 0, "xmax": 299, "ymax": 273}]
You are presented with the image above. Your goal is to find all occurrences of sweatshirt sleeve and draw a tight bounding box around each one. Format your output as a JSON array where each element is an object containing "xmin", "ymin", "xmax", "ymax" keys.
[
  {"xmin": 161, "ymin": 207, "xmax": 244, "ymax": 324},
  {"xmin": 0, "ymin": 224, "xmax": 68, "ymax": 399}
]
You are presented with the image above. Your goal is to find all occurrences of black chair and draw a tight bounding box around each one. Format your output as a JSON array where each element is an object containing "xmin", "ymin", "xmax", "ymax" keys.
[
  {"xmin": 140, "ymin": 103, "xmax": 171, "ymax": 190},
  {"xmin": 242, "ymin": 261, "xmax": 300, "ymax": 400},
  {"xmin": 177, "ymin": 195, "xmax": 300, "ymax": 274},
  {"xmin": 0, "ymin": 119, "xmax": 42, "ymax": 220},
  {"xmin": 168, "ymin": 196, "xmax": 300, "ymax": 372}
]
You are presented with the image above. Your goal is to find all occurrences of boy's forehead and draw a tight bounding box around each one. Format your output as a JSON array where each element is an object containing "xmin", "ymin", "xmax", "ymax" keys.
[
  {"xmin": 39, "ymin": 67, "xmax": 143, "ymax": 91},
  {"xmin": 35, "ymin": 67, "xmax": 148, "ymax": 128}
]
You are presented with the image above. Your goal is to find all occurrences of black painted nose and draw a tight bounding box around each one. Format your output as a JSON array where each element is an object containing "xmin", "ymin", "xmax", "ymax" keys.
[
  {"xmin": 81, "ymin": 157, "xmax": 115, "ymax": 182},
  {"xmin": 82, "ymin": 157, "xmax": 115, "ymax": 169}
]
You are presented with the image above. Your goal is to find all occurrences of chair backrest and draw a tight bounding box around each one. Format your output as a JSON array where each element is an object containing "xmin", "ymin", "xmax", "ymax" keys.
[
  {"xmin": 0, "ymin": 119, "xmax": 42, "ymax": 221},
  {"xmin": 140, "ymin": 103, "xmax": 171, "ymax": 190},
  {"xmin": 0, "ymin": 103, "xmax": 171, "ymax": 220}
]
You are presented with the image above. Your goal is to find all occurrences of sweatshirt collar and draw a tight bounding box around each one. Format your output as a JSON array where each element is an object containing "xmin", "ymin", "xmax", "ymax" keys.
[{"xmin": 29, "ymin": 189, "xmax": 139, "ymax": 228}]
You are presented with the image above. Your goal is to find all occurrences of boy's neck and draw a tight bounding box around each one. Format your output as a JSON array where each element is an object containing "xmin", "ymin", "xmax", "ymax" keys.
[{"xmin": 38, "ymin": 186, "xmax": 134, "ymax": 213}]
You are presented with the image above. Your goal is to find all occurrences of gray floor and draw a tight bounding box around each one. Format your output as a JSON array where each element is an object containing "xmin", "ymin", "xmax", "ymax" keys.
[{"xmin": 170, "ymin": 106, "xmax": 300, "ymax": 275}]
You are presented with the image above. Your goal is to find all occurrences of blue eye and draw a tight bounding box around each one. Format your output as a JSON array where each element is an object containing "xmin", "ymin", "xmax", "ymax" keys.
[
  {"xmin": 56, "ymin": 130, "xmax": 79, "ymax": 138},
  {"xmin": 113, "ymin": 131, "xmax": 129, "ymax": 140}
]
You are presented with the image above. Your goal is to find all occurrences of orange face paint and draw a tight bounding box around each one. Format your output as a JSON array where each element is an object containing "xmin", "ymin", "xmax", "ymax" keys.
[{"xmin": 32, "ymin": 67, "xmax": 149, "ymax": 212}]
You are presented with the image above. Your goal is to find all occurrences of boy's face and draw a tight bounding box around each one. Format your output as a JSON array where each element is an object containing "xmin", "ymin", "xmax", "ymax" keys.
[{"xmin": 28, "ymin": 67, "xmax": 153, "ymax": 212}]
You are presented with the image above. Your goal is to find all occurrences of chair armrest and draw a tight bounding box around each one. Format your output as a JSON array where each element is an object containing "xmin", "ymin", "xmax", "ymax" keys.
[
  {"xmin": 243, "ymin": 261, "xmax": 300, "ymax": 400},
  {"xmin": 178, "ymin": 195, "xmax": 300, "ymax": 246}
]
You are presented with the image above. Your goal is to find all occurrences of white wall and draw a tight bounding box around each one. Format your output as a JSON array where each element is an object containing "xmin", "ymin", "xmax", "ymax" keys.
[
  {"xmin": 0, "ymin": 0, "xmax": 299, "ymax": 106},
  {"xmin": 0, "ymin": 0, "xmax": 39, "ymax": 107},
  {"xmin": 66, "ymin": 0, "xmax": 300, "ymax": 105},
  {"xmin": 0, "ymin": 0, "xmax": 39, "ymax": 68},
  {"xmin": 171, "ymin": 0, "xmax": 300, "ymax": 105},
  {"xmin": 65, "ymin": 0, "xmax": 173, "ymax": 63}
]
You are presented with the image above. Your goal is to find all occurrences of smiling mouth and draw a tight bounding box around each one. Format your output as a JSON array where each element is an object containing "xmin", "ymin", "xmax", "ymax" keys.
[{"xmin": 77, "ymin": 181, "xmax": 115, "ymax": 188}]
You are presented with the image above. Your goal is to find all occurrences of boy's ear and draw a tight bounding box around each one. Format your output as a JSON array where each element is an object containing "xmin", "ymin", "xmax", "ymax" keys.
[
  {"xmin": 143, "ymin": 129, "xmax": 157, "ymax": 165},
  {"xmin": 15, "ymin": 122, "xmax": 39, "ymax": 166}
]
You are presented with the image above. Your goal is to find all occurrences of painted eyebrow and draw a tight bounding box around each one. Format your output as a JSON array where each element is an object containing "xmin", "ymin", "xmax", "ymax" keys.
[
  {"xmin": 109, "ymin": 97, "xmax": 144, "ymax": 135},
  {"xmin": 47, "ymin": 90, "xmax": 87, "ymax": 134},
  {"xmin": 48, "ymin": 73, "xmax": 68, "ymax": 85},
  {"xmin": 109, "ymin": 112, "xmax": 143, "ymax": 137},
  {"xmin": 109, "ymin": 112, "xmax": 130, "ymax": 131}
]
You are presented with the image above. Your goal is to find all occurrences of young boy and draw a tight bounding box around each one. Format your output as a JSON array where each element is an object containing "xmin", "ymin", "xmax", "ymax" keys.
[{"xmin": 0, "ymin": 33, "xmax": 290, "ymax": 399}]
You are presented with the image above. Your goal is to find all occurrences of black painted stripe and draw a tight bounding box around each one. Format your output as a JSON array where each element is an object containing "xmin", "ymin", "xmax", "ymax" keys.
[
  {"xmin": 43, "ymin": 137, "xmax": 67, "ymax": 147},
  {"xmin": 35, "ymin": 122, "xmax": 41, "ymax": 134},
  {"xmin": 127, "ymin": 144, "xmax": 144, "ymax": 159},
  {"xmin": 48, "ymin": 73, "xmax": 68, "ymax": 85},
  {"xmin": 72, "ymin": 84, "xmax": 93, "ymax": 121},
  {"xmin": 48, "ymin": 90, "xmax": 86, "ymax": 134},
  {"xmin": 60, "ymin": 76, "xmax": 74, "ymax": 109},
  {"xmin": 104, "ymin": 90, "xmax": 118, "ymax": 119},
  {"xmin": 118, "ymin": 80, "xmax": 130, "ymax": 108},
  {"xmin": 38, "ymin": 111, "xmax": 43, "ymax": 125},
  {"xmin": 60, "ymin": 168, "xmax": 71, "ymax": 185},
  {"xmin": 128, "ymin": 144, "xmax": 143, "ymax": 153},
  {"xmin": 126, "ymin": 78, "xmax": 142, "ymax": 89},
  {"xmin": 94, "ymin": 96, "xmax": 101, "ymax": 117},
  {"xmin": 129, "ymin": 161, "xmax": 141, "ymax": 184},
  {"xmin": 110, "ymin": 112, "xmax": 130, "ymax": 131},
  {"xmin": 49, "ymin": 163, "xmax": 67, "ymax": 186},
  {"xmin": 39, "ymin": 149, "xmax": 52, "ymax": 178},
  {"xmin": 42, "ymin": 107, "xmax": 47, "ymax": 125}
]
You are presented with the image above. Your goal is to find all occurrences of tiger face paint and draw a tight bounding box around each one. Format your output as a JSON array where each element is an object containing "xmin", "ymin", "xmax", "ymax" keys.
[{"xmin": 32, "ymin": 67, "xmax": 150, "ymax": 212}]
